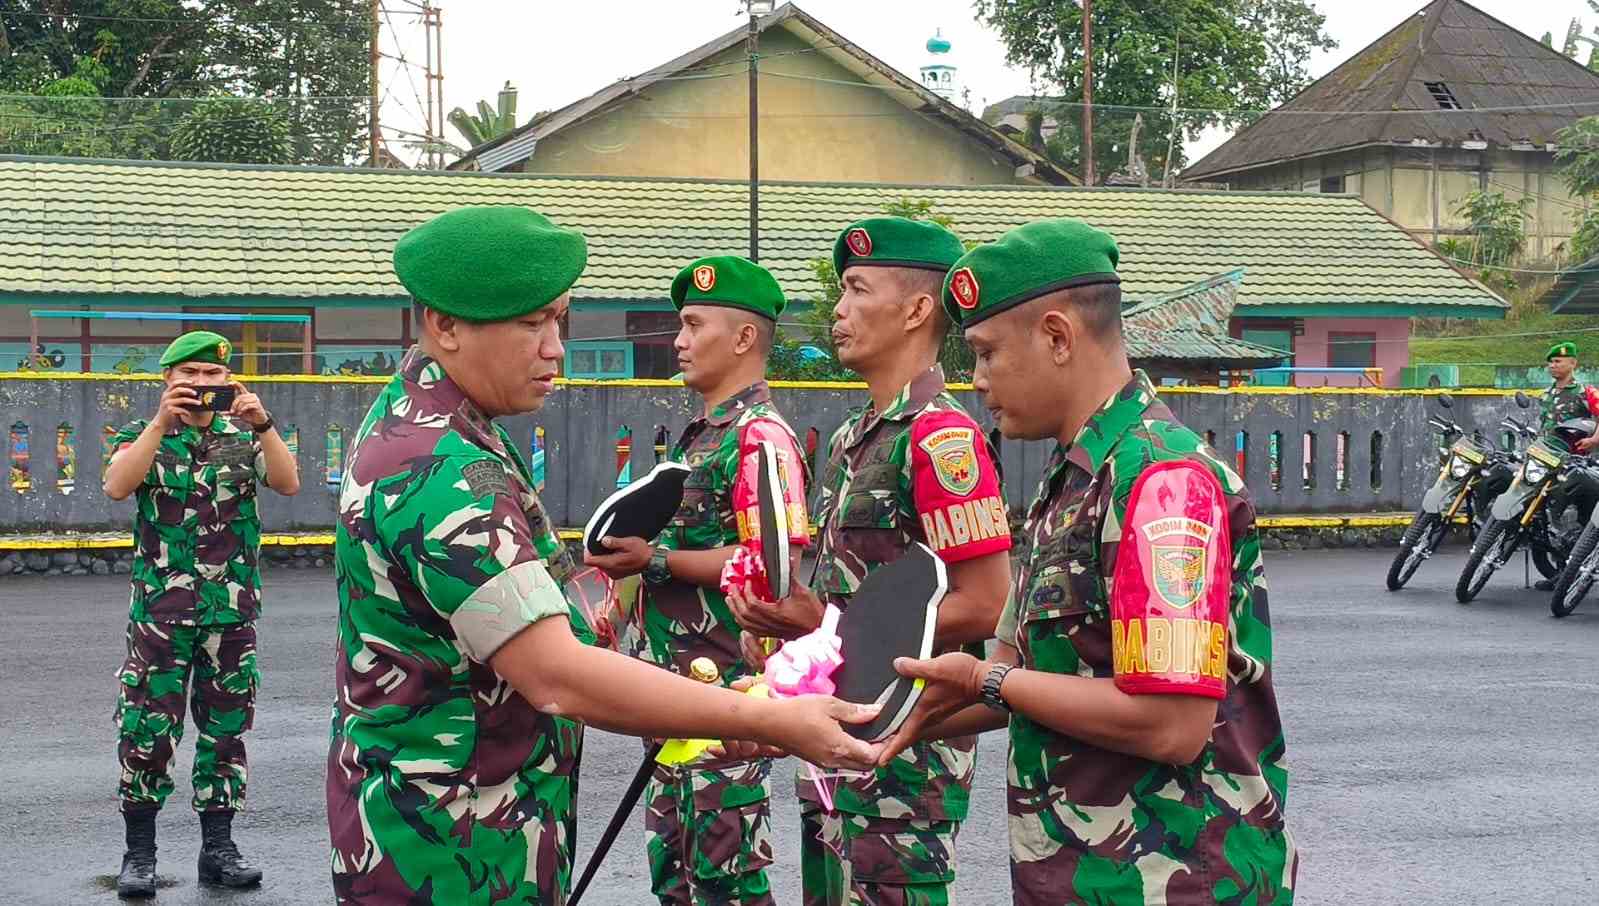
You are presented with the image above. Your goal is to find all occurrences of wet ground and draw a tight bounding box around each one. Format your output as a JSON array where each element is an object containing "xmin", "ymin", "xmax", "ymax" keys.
[{"xmin": 2, "ymin": 547, "xmax": 1596, "ymax": 904}]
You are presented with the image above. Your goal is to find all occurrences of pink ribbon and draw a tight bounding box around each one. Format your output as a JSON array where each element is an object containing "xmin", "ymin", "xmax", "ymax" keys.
[{"xmin": 765, "ymin": 605, "xmax": 844, "ymax": 811}]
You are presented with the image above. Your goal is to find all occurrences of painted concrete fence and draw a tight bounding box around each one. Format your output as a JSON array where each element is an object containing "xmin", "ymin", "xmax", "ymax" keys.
[{"xmin": 0, "ymin": 374, "xmax": 1535, "ymax": 536}]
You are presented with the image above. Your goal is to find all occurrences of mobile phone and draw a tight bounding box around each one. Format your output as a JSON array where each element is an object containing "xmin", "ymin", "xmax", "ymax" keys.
[{"xmin": 193, "ymin": 385, "xmax": 237, "ymax": 412}]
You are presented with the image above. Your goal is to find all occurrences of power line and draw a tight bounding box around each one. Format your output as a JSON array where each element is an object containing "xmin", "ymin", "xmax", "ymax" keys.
[{"xmin": 0, "ymin": 7, "xmax": 419, "ymax": 28}]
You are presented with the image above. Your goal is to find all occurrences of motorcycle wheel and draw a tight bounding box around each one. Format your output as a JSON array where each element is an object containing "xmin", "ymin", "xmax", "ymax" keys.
[
  {"xmin": 1533, "ymin": 545, "xmax": 1566, "ymax": 581},
  {"xmin": 1386, "ymin": 512, "xmax": 1443, "ymax": 591},
  {"xmin": 1456, "ymin": 518, "xmax": 1512, "ymax": 603},
  {"xmin": 1550, "ymin": 525, "xmax": 1599, "ymax": 618}
]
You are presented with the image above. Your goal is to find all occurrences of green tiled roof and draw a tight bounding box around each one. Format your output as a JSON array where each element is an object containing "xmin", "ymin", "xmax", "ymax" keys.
[{"xmin": 0, "ymin": 156, "xmax": 1506, "ymax": 316}]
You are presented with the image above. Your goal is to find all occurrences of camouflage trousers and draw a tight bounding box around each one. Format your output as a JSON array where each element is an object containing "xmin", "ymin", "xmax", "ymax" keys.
[
  {"xmin": 114, "ymin": 620, "xmax": 259, "ymax": 812},
  {"xmin": 645, "ymin": 755, "xmax": 775, "ymax": 906},
  {"xmin": 800, "ymin": 805, "xmax": 957, "ymax": 906}
]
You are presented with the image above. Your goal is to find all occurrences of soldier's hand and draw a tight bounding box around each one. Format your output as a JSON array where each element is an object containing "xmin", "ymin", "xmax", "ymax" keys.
[
  {"xmin": 584, "ymin": 536, "xmax": 653, "ymax": 579},
  {"xmin": 228, "ymin": 381, "xmax": 270, "ymax": 428},
  {"xmin": 767, "ymin": 695, "xmax": 883, "ymax": 771},
  {"xmin": 738, "ymin": 630, "xmax": 770, "ymax": 673},
  {"xmin": 154, "ymin": 383, "xmax": 199, "ymax": 429},
  {"xmin": 876, "ymin": 652, "xmax": 987, "ymax": 766},
  {"xmin": 727, "ymin": 578, "xmax": 824, "ymax": 640}
]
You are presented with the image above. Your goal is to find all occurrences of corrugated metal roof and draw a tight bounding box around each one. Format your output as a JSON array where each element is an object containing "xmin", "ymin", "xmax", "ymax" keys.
[
  {"xmin": 0, "ymin": 155, "xmax": 1506, "ymax": 315},
  {"xmin": 1184, "ymin": 0, "xmax": 1599, "ymax": 180}
]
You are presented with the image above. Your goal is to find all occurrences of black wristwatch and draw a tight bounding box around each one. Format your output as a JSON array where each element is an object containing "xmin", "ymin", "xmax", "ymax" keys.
[
  {"xmin": 252, "ymin": 415, "xmax": 275, "ymax": 434},
  {"xmin": 642, "ymin": 546, "xmax": 673, "ymax": 587},
  {"xmin": 981, "ymin": 662, "xmax": 1016, "ymax": 712}
]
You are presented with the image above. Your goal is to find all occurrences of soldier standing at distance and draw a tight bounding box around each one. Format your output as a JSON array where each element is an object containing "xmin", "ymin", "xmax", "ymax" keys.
[
  {"xmin": 730, "ymin": 217, "xmax": 1013, "ymax": 906},
  {"xmin": 879, "ymin": 219, "xmax": 1297, "ymax": 905},
  {"xmin": 587, "ymin": 256, "xmax": 811, "ymax": 906},
  {"xmin": 103, "ymin": 330, "xmax": 302, "ymax": 898},
  {"xmin": 327, "ymin": 206, "xmax": 884, "ymax": 906}
]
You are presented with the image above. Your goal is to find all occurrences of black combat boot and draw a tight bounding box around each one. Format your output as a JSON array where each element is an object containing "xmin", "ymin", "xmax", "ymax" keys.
[
  {"xmin": 116, "ymin": 806, "xmax": 158, "ymax": 899},
  {"xmin": 197, "ymin": 810, "xmax": 263, "ymax": 888}
]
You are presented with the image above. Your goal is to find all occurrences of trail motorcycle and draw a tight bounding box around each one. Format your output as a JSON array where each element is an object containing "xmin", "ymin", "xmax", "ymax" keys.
[
  {"xmin": 1547, "ymin": 451, "xmax": 1599, "ymax": 617},
  {"xmin": 1455, "ymin": 393, "xmax": 1599, "ymax": 603},
  {"xmin": 1385, "ymin": 393, "xmax": 1519, "ymax": 590}
]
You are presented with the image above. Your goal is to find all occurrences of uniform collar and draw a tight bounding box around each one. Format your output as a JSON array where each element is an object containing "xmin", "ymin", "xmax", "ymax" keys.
[
  {"xmin": 397, "ymin": 346, "xmax": 504, "ymax": 454},
  {"xmin": 704, "ymin": 380, "xmax": 771, "ymax": 428},
  {"xmin": 846, "ymin": 365, "xmax": 945, "ymax": 450},
  {"xmin": 1063, "ymin": 370, "xmax": 1158, "ymax": 475}
]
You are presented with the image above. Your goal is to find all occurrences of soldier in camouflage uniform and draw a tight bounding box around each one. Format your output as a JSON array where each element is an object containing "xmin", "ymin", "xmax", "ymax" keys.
[
  {"xmin": 881, "ymin": 219, "xmax": 1297, "ymax": 905},
  {"xmin": 587, "ymin": 256, "xmax": 810, "ymax": 906},
  {"xmin": 102, "ymin": 330, "xmax": 302, "ymax": 898},
  {"xmin": 730, "ymin": 218, "xmax": 1013, "ymax": 906},
  {"xmin": 328, "ymin": 206, "xmax": 884, "ymax": 906},
  {"xmin": 1539, "ymin": 342, "xmax": 1599, "ymax": 438}
]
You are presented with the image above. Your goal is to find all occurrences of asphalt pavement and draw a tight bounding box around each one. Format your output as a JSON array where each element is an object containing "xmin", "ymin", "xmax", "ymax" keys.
[{"xmin": 1, "ymin": 547, "xmax": 1596, "ymax": 905}]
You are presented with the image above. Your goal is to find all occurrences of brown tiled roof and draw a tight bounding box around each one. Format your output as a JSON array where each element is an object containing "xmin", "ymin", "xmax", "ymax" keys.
[{"xmin": 1184, "ymin": 0, "xmax": 1599, "ymax": 180}]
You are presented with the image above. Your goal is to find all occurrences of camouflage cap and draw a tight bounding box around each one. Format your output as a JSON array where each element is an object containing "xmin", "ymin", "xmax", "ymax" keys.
[
  {"xmin": 159, "ymin": 330, "xmax": 232, "ymax": 368},
  {"xmin": 394, "ymin": 206, "xmax": 587, "ymax": 322},
  {"xmin": 942, "ymin": 218, "xmax": 1120, "ymax": 328},
  {"xmin": 670, "ymin": 255, "xmax": 786, "ymax": 322},
  {"xmin": 831, "ymin": 216, "xmax": 966, "ymax": 279},
  {"xmin": 1548, "ymin": 341, "xmax": 1578, "ymax": 360}
]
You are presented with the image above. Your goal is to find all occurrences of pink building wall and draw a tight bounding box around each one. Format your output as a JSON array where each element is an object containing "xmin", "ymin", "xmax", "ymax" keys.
[{"xmin": 1288, "ymin": 317, "xmax": 1410, "ymax": 387}]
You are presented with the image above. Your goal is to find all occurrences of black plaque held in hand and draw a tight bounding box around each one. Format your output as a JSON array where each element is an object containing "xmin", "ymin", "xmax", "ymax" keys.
[
  {"xmin": 582, "ymin": 461, "xmax": 692, "ymax": 556},
  {"xmin": 755, "ymin": 440, "xmax": 791, "ymax": 599},
  {"xmin": 832, "ymin": 543, "xmax": 947, "ymax": 741}
]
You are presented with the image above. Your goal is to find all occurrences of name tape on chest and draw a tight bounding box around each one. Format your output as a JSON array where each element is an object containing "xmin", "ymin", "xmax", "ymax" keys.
[{"xmin": 462, "ymin": 459, "xmax": 512, "ymax": 500}]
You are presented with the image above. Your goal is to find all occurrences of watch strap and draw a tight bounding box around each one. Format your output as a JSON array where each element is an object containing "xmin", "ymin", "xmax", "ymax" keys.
[{"xmin": 981, "ymin": 662, "xmax": 1015, "ymax": 712}]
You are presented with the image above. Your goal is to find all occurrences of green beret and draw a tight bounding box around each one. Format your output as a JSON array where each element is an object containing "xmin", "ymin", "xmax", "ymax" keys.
[
  {"xmin": 670, "ymin": 255, "xmax": 786, "ymax": 322},
  {"xmin": 832, "ymin": 217, "xmax": 965, "ymax": 279},
  {"xmin": 159, "ymin": 330, "xmax": 232, "ymax": 368},
  {"xmin": 394, "ymin": 206, "xmax": 587, "ymax": 322},
  {"xmin": 942, "ymin": 218, "xmax": 1121, "ymax": 328},
  {"xmin": 1548, "ymin": 342, "xmax": 1578, "ymax": 360}
]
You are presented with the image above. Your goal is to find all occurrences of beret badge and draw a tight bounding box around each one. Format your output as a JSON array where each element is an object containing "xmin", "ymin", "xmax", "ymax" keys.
[
  {"xmin": 845, "ymin": 228, "xmax": 873, "ymax": 258},
  {"xmin": 949, "ymin": 268, "xmax": 980, "ymax": 310},
  {"xmin": 693, "ymin": 264, "xmax": 717, "ymax": 293}
]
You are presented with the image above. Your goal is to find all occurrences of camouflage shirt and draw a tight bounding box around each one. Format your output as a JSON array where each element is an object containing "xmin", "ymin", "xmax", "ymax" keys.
[
  {"xmin": 1539, "ymin": 380, "xmax": 1595, "ymax": 437},
  {"xmin": 996, "ymin": 371, "xmax": 1296, "ymax": 905},
  {"xmin": 109, "ymin": 415, "xmax": 266, "ymax": 626},
  {"xmin": 636, "ymin": 380, "xmax": 809, "ymax": 685},
  {"xmin": 804, "ymin": 365, "xmax": 1011, "ymax": 822},
  {"xmin": 328, "ymin": 348, "xmax": 592, "ymax": 905}
]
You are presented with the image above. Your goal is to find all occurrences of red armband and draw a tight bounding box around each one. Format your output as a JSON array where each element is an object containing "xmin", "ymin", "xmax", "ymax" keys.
[
  {"xmin": 911, "ymin": 411, "xmax": 1011, "ymax": 563},
  {"xmin": 733, "ymin": 418, "xmax": 810, "ymax": 547},
  {"xmin": 1584, "ymin": 385, "xmax": 1599, "ymax": 418},
  {"xmin": 1109, "ymin": 460, "xmax": 1231, "ymax": 699}
]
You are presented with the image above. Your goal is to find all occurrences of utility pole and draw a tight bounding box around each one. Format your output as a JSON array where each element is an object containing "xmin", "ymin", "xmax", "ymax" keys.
[
  {"xmin": 368, "ymin": 0, "xmax": 380, "ymax": 165},
  {"xmin": 1081, "ymin": 0, "xmax": 1094, "ymax": 186},
  {"xmin": 747, "ymin": 7, "xmax": 761, "ymax": 262},
  {"xmin": 1162, "ymin": 32, "xmax": 1180, "ymax": 188}
]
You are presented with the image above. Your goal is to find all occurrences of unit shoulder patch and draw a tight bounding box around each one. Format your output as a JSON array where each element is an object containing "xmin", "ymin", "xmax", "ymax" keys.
[
  {"xmin": 461, "ymin": 458, "xmax": 512, "ymax": 500},
  {"xmin": 1140, "ymin": 516, "xmax": 1214, "ymax": 610},
  {"xmin": 917, "ymin": 425, "xmax": 979, "ymax": 497}
]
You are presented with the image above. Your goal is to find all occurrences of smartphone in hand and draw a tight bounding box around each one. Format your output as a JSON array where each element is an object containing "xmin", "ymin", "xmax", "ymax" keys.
[{"xmin": 192, "ymin": 385, "xmax": 237, "ymax": 412}]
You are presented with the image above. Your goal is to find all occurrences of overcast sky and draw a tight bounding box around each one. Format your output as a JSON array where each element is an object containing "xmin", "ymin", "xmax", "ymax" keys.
[{"xmin": 380, "ymin": 0, "xmax": 1590, "ymax": 167}]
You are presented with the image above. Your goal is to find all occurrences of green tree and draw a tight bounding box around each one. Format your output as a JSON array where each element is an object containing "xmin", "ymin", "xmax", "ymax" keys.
[
  {"xmin": 1557, "ymin": 116, "xmax": 1599, "ymax": 263},
  {"xmin": 170, "ymin": 96, "xmax": 292, "ymax": 164},
  {"xmin": 1451, "ymin": 190, "xmax": 1528, "ymax": 292},
  {"xmin": 449, "ymin": 81, "xmax": 520, "ymax": 150},
  {"xmin": 1, "ymin": 0, "xmax": 368, "ymax": 163},
  {"xmin": 975, "ymin": 0, "xmax": 1335, "ymax": 182}
]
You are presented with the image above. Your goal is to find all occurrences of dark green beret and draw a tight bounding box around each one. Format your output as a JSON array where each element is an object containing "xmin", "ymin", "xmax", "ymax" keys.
[
  {"xmin": 1548, "ymin": 342, "xmax": 1578, "ymax": 360},
  {"xmin": 393, "ymin": 206, "xmax": 587, "ymax": 322},
  {"xmin": 942, "ymin": 218, "xmax": 1121, "ymax": 328},
  {"xmin": 832, "ymin": 217, "xmax": 965, "ymax": 279},
  {"xmin": 670, "ymin": 255, "xmax": 786, "ymax": 322},
  {"xmin": 159, "ymin": 330, "xmax": 232, "ymax": 368}
]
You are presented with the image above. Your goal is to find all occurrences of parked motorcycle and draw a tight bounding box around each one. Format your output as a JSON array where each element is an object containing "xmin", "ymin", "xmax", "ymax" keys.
[
  {"xmin": 1386, "ymin": 394, "xmax": 1519, "ymax": 590},
  {"xmin": 1547, "ymin": 451, "xmax": 1599, "ymax": 617},
  {"xmin": 1455, "ymin": 393, "xmax": 1599, "ymax": 603}
]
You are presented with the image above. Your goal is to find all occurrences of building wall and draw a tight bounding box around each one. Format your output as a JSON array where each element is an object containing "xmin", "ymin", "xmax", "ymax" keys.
[
  {"xmin": 521, "ymin": 28, "xmax": 1019, "ymax": 185},
  {"xmin": 1291, "ymin": 316, "xmax": 1409, "ymax": 387},
  {"xmin": 1218, "ymin": 146, "xmax": 1586, "ymax": 261}
]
